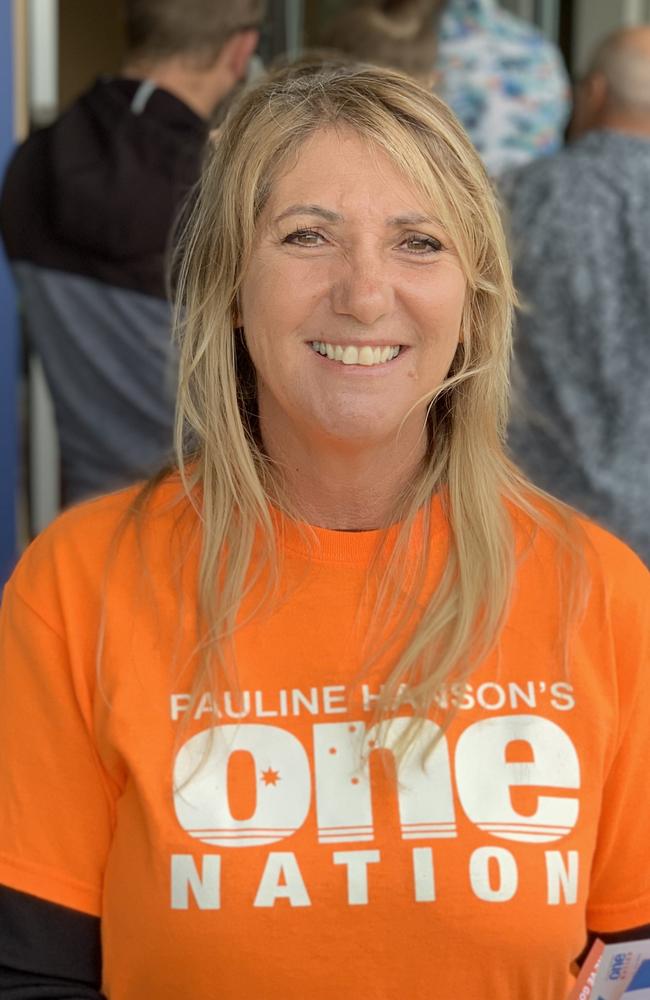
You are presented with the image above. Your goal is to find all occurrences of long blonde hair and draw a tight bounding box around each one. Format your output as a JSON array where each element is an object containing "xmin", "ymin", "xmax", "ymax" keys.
[{"xmin": 170, "ymin": 62, "xmax": 581, "ymax": 745}]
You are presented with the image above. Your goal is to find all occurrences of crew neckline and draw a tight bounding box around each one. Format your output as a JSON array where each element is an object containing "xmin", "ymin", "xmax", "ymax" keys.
[
  {"xmin": 271, "ymin": 493, "xmax": 447, "ymax": 564},
  {"xmin": 148, "ymin": 476, "xmax": 449, "ymax": 565},
  {"xmin": 578, "ymin": 128, "xmax": 650, "ymax": 152}
]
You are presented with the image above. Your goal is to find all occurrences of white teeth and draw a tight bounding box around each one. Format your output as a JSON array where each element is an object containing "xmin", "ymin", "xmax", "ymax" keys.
[{"xmin": 310, "ymin": 341, "xmax": 401, "ymax": 366}]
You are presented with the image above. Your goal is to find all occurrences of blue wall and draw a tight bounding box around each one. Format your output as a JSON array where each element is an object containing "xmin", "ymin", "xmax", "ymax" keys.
[{"xmin": 0, "ymin": 3, "xmax": 19, "ymax": 586}]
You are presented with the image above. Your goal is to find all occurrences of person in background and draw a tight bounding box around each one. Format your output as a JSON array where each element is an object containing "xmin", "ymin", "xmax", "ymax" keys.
[
  {"xmin": 502, "ymin": 26, "xmax": 650, "ymax": 567},
  {"xmin": 0, "ymin": 0, "xmax": 263, "ymax": 505},
  {"xmin": 317, "ymin": 0, "xmax": 444, "ymax": 83},
  {"xmin": 437, "ymin": 0, "xmax": 570, "ymax": 174}
]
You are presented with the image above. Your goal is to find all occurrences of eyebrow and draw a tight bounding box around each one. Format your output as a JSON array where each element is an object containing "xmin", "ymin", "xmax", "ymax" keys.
[
  {"xmin": 272, "ymin": 204, "xmax": 440, "ymax": 228},
  {"xmin": 387, "ymin": 213, "xmax": 438, "ymax": 227},
  {"xmin": 273, "ymin": 204, "xmax": 342, "ymax": 224}
]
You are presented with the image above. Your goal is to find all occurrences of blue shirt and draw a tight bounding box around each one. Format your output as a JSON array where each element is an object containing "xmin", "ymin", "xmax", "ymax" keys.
[{"xmin": 501, "ymin": 129, "xmax": 650, "ymax": 565}]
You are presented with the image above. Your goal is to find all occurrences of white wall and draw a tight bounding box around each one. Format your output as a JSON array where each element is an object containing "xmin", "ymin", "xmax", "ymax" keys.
[
  {"xmin": 500, "ymin": 0, "xmax": 649, "ymax": 70},
  {"xmin": 27, "ymin": 0, "xmax": 61, "ymax": 530},
  {"xmin": 27, "ymin": 0, "xmax": 57, "ymax": 125},
  {"xmin": 574, "ymin": 0, "xmax": 650, "ymax": 73}
]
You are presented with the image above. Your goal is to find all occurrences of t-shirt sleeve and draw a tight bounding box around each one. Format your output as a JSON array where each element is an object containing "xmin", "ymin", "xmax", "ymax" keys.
[
  {"xmin": 586, "ymin": 547, "xmax": 650, "ymax": 933},
  {"xmin": 0, "ymin": 578, "xmax": 117, "ymax": 916}
]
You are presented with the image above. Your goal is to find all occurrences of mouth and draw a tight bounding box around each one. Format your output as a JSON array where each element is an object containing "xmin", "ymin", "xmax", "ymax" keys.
[{"xmin": 309, "ymin": 340, "xmax": 403, "ymax": 367}]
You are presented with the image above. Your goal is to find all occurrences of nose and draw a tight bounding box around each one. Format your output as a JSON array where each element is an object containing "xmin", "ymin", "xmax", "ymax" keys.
[{"xmin": 330, "ymin": 248, "xmax": 394, "ymax": 326}]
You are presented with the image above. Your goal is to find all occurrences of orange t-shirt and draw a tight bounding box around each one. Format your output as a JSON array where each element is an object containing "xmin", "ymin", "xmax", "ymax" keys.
[{"xmin": 0, "ymin": 481, "xmax": 649, "ymax": 1000}]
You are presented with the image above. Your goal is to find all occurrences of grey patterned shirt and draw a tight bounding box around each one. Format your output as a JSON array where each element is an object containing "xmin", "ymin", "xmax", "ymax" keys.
[{"xmin": 501, "ymin": 129, "xmax": 650, "ymax": 565}]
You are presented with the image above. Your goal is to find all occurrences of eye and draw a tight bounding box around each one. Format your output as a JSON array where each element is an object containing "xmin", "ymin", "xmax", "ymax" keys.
[
  {"xmin": 401, "ymin": 234, "xmax": 444, "ymax": 254},
  {"xmin": 282, "ymin": 228, "xmax": 326, "ymax": 247}
]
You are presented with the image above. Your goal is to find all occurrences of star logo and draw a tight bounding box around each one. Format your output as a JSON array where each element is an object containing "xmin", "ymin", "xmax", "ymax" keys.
[{"xmin": 260, "ymin": 767, "xmax": 281, "ymax": 786}]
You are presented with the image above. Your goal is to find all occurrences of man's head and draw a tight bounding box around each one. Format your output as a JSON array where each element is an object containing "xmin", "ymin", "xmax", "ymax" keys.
[
  {"xmin": 571, "ymin": 25, "xmax": 650, "ymax": 139},
  {"xmin": 123, "ymin": 0, "xmax": 265, "ymax": 115},
  {"xmin": 124, "ymin": 0, "xmax": 265, "ymax": 67}
]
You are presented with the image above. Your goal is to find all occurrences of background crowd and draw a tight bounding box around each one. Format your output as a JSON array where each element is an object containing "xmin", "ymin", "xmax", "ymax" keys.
[{"xmin": 1, "ymin": 0, "xmax": 649, "ymax": 570}]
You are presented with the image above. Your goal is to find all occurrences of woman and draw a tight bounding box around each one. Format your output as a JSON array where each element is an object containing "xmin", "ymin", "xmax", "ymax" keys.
[{"xmin": 0, "ymin": 63, "xmax": 648, "ymax": 1000}]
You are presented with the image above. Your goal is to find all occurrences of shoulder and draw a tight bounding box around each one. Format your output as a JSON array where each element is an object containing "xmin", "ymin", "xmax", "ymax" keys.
[
  {"xmin": 512, "ymin": 498, "xmax": 649, "ymax": 627},
  {"xmin": 15, "ymin": 485, "xmax": 142, "ymax": 564},
  {"xmin": 501, "ymin": 136, "xmax": 627, "ymax": 218},
  {"xmin": 0, "ymin": 128, "xmax": 51, "ymax": 249},
  {"xmin": 2, "ymin": 125, "xmax": 51, "ymax": 180},
  {"xmin": 500, "ymin": 147, "xmax": 580, "ymax": 216},
  {"xmin": 5, "ymin": 478, "xmax": 193, "ymax": 620},
  {"xmin": 580, "ymin": 518, "xmax": 650, "ymax": 616},
  {"xmin": 499, "ymin": 146, "xmax": 621, "ymax": 270}
]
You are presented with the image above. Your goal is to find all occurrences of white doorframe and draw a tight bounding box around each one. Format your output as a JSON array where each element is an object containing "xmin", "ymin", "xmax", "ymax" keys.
[
  {"xmin": 27, "ymin": 0, "xmax": 61, "ymax": 531},
  {"xmin": 622, "ymin": 0, "xmax": 649, "ymax": 24}
]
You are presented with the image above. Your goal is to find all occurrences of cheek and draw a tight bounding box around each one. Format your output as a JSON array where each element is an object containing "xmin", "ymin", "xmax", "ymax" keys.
[
  {"xmin": 408, "ymin": 264, "xmax": 466, "ymax": 324},
  {"xmin": 417, "ymin": 290, "xmax": 466, "ymax": 350},
  {"xmin": 242, "ymin": 261, "xmax": 314, "ymax": 328},
  {"xmin": 433, "ymin": 269, "xmax": 466, "ymax": 317},
  {"xmin": 239, "ymin": 287, "xmax": 279, "ymax": 373},
  {"xmin": 409, "ymin": 282, "xmax": 466, "ymax": 381},
  {"xmin": 242, "ymin": 328, "xmax": 264, "ymax": 381}
]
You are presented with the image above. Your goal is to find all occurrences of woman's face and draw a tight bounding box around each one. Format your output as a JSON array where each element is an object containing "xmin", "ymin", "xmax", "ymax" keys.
[{"xmin": 238, "ymin": 128, "xmax": 467, "ymax": 453}]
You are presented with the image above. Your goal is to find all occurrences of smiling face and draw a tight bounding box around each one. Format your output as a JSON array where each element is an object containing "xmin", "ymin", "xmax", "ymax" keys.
[{"xmin": 238, "ymin": 128, "xmax": 467, "ymax": 457}]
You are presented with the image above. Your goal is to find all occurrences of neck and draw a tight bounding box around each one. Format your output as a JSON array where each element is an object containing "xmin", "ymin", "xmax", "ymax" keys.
[
  {"xmin": 260, "ymin": 419, "xmax": 428, "ymax": 531},
  {"xmin": 121, "ymin": 59, "xmax": 226, "ymax": 119},
  {"xmin": 592, "ymin": 108, "xmax": 650, "ymax": 139}
]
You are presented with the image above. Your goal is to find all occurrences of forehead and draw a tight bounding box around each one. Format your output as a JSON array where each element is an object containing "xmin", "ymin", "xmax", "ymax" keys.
[{"xmin": 263, "ymin": 127, "xmax": 435, "ymax": 221}]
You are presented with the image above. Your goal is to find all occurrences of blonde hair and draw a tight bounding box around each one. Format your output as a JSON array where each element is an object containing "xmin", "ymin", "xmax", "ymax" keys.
[
  {"xmin": 170, "ymin": 62, "xmax": 582, "ymax": 750},
  {"xmin": 317, "ymin": 0, "xmax": 444, "ymax": 80}
]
